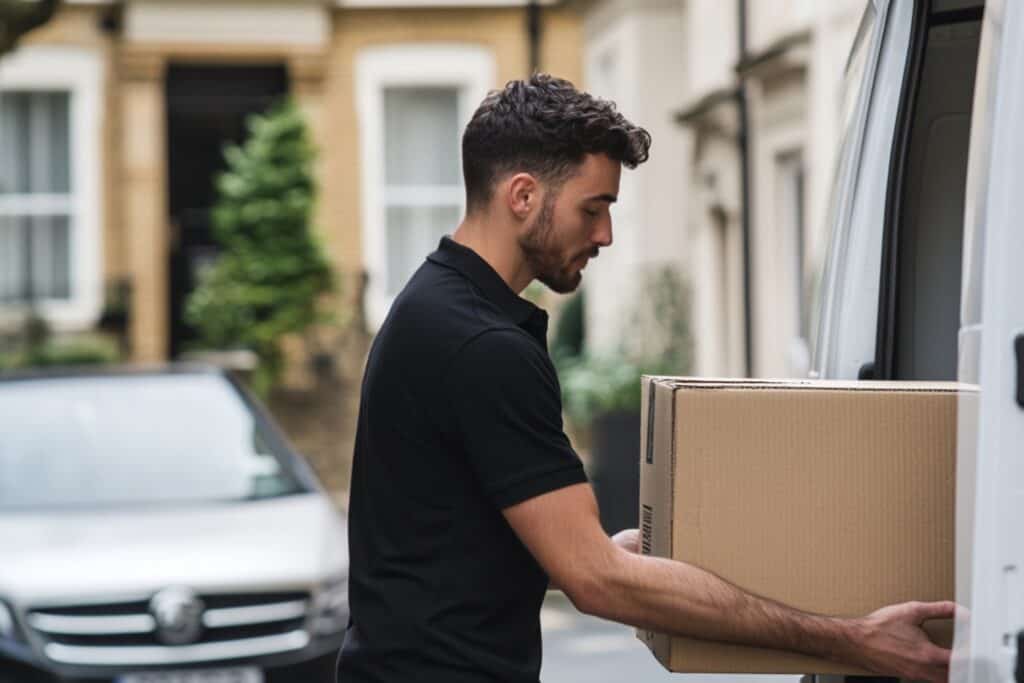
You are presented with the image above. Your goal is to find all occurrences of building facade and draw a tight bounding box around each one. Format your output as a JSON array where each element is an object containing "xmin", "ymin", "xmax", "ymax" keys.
[
  {"xmin": 579, "ymin": 0, "xmax": 867, "ymax": 379},
  {"xmin": 0, "ymin": 0, "xmax": 583, "ymax": 367}
]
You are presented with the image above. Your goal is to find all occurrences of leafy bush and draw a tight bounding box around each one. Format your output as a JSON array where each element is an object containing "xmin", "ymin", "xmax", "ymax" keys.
[
  {"xmin": 1, "ymin": 334, "xmax": 120, "ymax": 370},
  {"xmin": 29, "ymin": 335, "xmax": 121, "ymax": 367},
  {"xmin": 185, "ymin": 100, "xmax": 335, "ymax": 395}
]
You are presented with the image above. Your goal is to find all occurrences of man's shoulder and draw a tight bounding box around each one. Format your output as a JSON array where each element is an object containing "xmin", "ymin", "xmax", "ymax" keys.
[{"xmin": 387, "ymin": 260, "xmax": 513, "ymax": 340}]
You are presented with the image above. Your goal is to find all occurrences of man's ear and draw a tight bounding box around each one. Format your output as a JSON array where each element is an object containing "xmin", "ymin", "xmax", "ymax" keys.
[{"xmin": 507, "ymin": 173, "xmax": 539, "ymax": 221}]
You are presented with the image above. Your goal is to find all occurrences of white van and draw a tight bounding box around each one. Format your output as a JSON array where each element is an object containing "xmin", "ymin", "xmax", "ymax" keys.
[{"xmin": 811, "ymin": 0, "xmax": 1022, "ymax": 681}]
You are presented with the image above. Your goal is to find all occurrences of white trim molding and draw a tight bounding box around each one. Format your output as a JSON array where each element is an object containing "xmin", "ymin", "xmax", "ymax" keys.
[
  {"xmin": 125, "ymin": 2, "xmax": 329, "ymax": 46},
  {"xmin": 0, "ymin": 45, "xmax": 104, "ymax": 332},
  {"xmin": 355, "ymin": 43, "xmax": 495, "ymax": 330},
  {"xmin": 339, "ymin": 0, "xmax": 557, "ymax": 7}
]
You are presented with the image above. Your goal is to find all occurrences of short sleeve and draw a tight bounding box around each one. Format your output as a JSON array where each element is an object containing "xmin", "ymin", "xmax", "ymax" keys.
[{"xmin": 446, "ymin": 328, "xmax": 587, "ymax": 509}]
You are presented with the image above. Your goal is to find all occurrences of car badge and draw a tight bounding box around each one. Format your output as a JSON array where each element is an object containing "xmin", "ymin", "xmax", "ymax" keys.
[{"xmin": 149, "ymin": 586, "xmax": 204, "ymax": 645}]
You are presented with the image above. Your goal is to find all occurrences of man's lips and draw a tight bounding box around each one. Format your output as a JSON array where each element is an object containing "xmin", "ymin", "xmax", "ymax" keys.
[{"xmin": 577, "ymin": 249, "xmax": 599, "ymax": 269}]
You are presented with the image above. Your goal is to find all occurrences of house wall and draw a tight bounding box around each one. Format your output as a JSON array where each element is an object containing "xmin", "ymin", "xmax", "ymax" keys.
[
  {"xmin": 579, "ymin": 0, "xmax": 865, "ymax": 379},
  {"xmin": 4, "ymin": 1, "xmax": 583, "ymax": 363},
  {"xmin": 580, "ymin": 0, "xmax": 689, "ymax": 360}
]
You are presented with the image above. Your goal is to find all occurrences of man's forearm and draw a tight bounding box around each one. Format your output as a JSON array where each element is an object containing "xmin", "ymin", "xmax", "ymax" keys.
[{"xmin": 575, "ymin": 549, "xmax": 857, "ymax": 663}]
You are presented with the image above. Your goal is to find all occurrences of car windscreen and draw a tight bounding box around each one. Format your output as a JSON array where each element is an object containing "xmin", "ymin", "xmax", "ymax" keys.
[{"xmin": 0, "ymin": 373, "xmax": 311, "ymax": 509}]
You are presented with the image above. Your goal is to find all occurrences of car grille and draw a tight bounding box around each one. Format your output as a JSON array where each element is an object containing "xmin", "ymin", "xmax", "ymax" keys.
[{"xmin": 25, "ymin": 591, "xmax": 312, "ymax": 667}]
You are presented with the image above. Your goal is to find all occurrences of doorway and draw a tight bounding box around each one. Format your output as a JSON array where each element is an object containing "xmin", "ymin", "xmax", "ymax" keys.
[{"xmin": 165, "ymin": 63, "xmax": 289, "ymax": 358}]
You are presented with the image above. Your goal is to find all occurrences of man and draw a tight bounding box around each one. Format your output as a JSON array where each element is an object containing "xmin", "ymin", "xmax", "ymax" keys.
[{"xmin": 337, "ymin": 74, "xmax": 953, "ymax": 683}]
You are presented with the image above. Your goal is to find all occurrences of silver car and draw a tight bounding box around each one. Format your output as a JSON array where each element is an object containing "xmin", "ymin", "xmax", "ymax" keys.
[{"xmin": 0, "ymin": 365, "xmax": 349, "ymax": 683}]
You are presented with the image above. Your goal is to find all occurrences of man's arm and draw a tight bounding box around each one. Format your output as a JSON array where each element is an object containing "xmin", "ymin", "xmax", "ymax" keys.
[{"xmin": 504, "ymin": 482, "xmax": 953, "ymax": 683}]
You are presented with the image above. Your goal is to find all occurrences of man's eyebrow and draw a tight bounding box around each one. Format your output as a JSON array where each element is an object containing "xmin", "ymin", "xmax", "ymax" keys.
[{"xmin": 586, "ymin": 193, "xmax": 618, "ymax": 203}]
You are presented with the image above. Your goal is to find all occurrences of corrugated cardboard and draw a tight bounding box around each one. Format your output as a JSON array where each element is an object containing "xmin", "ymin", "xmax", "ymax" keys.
[{"xmin": 637, "ymin": 377, "xmax": 960, "ymax": 675}]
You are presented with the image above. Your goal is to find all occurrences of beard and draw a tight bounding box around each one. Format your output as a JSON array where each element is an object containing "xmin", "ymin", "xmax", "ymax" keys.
[{"xmin": 518, "ymin": 195, "xmax": 598, "ymax": 294}]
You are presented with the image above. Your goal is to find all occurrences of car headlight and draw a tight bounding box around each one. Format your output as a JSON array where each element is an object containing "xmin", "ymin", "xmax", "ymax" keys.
[
  {"xmin": 0, "ymin": 600, "xmax": 22, "ymax": 644},
  {"xmin": 311, "ymin": 575, "xmax": 348, "ymax": 636}
]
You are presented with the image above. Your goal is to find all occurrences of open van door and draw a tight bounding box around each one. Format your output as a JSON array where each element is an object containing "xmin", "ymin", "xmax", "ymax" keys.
[
  {"xmin": 813, "ymin": 0, "xmax": 985, "ymax": 385},
  {"xmin": 951, "ymin": 0, "xmax": 1024, "ymax": 680}
]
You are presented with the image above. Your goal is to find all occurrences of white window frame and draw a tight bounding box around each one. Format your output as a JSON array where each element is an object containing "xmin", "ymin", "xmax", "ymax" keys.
[
  {"xmin": 356, "ymin": 44, "xmax": 495, "ymax": 330},
  {"xmin": 0, "ymin": 46, "xmax": 103, "ymax": 331}
]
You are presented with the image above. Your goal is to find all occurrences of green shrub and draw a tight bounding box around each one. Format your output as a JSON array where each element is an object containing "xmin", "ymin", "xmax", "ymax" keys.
[
  {"xmin": 1, "ymin": 333, "xmax": 120, "ymax": 370},
  {"xmin": 185, "ymin": 100, "xmax": 335, "ymax": 395},
  {"xmin": 29, "ymin": 335, "xmax": 120, "ymax": 367}
]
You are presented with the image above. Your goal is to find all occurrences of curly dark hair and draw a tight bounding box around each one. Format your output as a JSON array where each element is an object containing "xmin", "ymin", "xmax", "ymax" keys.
[{"xmin": 462, "ymin": 73, "xmax": 651, "ymax": 212}]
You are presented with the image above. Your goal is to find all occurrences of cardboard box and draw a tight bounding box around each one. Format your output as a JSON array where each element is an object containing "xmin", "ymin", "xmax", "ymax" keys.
[{"xmin": 637, "ymin": 377, "xmax": 959, "ymax": 674}]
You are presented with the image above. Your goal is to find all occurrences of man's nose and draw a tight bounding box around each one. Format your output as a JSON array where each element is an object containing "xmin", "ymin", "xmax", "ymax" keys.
[{"xmin": 593, "ymin": 218, "xmax": 613, "ymax": 248}]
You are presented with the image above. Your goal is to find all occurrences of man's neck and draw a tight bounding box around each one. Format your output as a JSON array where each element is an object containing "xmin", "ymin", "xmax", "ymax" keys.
[{"xmin": 452, "ymin": 215, "xmax": 535, "ymax": 295}]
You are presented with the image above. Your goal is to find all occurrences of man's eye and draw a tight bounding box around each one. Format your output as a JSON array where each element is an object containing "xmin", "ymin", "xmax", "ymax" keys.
[{"xmin": 583, "ymin": 209, "xmax": 598, "ymax": 217}]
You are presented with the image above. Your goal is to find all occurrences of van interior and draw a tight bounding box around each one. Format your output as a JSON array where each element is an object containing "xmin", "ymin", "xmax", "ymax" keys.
[{"xmin": 878, "ymin": 0, "xmax": 983, "ymax": 382}]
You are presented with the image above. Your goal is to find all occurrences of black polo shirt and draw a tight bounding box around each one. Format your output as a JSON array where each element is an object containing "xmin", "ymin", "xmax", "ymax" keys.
[{"xmin": 336, "ymin": 237, "xmax": 588, "ymax": 683}]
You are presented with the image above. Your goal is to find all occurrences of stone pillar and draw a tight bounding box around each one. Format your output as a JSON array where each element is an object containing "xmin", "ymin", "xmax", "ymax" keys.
[
  {"xmin": 288, "ymin": 52, "xmax": 329, "ymax": 245},
  {"xmin": 283, "ymin": 53, "xmax": 337, "ymax": 390},
  {"xmin": 119, "ymin": 50, "xmax": 169, "ymax": 363}
]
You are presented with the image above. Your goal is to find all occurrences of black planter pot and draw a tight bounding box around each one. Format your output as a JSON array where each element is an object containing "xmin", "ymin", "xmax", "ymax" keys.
[{"xmin": 589, "ymin": 409, "xmax": 641, "ymax": 534}]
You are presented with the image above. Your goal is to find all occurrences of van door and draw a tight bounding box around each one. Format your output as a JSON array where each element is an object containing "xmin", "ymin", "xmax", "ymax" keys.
[
  {"xmin": 812, "ymin": 0, "xmax": 984, "ymax": 383},
  {"xmin": 812, "ymin": 0, "xmax": 912, "ymax": 381},
  {"xmin": 951, "ymin": 0, "xmax": 1024, "ymax": 680},
  {"xmin": 871, "ymin": 0, "xmax": 983, "ymax": 382}
]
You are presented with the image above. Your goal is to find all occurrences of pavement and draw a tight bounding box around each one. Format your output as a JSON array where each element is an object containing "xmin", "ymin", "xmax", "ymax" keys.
[{"xmin": 539, "ymin": 591, "xmax": 802, "ymax": 683}]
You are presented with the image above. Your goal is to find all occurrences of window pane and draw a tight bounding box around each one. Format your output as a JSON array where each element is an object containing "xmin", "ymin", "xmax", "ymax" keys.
[
  {"xmin": 776, "ymin": 151, "xmax": 809, "ymax": 339},
  {"xmin": 0, "ymin": 91, "xmax": 70, "ymax": 194},
  {"xmin": 0, "ymin": 214, "xmax": 70, "ymax": 302},
  {"xmin": 0, "ymin": 215, "xmax": 25, "ymax": 302},
  {"xmin": 0, "ymin": 93, "xmax": 30, "ymax": 194},
  {"xmin": 384, "ymin": 88, "xmax": 460, "ymax": 186},
  {"xmin": 45, "ymin": 92, "xmax": 71, "ymax": 193},
  {"xmin": 386, "ymin": 205, "xmax": 460, "ymax": 295},
  {"xmin": 32, "ymin": 214, "xmax": 71, "ymax": 299}
]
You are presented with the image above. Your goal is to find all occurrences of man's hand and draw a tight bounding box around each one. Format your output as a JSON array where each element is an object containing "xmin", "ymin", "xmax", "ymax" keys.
[
  {"xmin": 504, "ymin": 485, "xmax": 955, "ymax": 683},
  {"xmin": 611, "ymin": 528, "xmax": 640, "ymax": 554},
  {"xmin": 842, "ymin": 601, "xmax": 955, "ymax": 683}
]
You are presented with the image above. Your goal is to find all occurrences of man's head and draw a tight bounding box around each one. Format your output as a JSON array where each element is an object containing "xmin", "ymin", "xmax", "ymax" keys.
[{"xmin": 462, "ymin": 74, "xmax": 650, "ymax": 293}]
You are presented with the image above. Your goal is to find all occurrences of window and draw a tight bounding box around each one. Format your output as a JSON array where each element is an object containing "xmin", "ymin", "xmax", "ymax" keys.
[
  {"xmin": 356, "ymin": 44, "xmax": 495, "ymax": 329},
  {"xmin": 382, "ymin": 87, "xmax": 462, "ymax": 296},
  {"xmin": 0, "ymin": 47, "xmax": 102, "ymax": 330},
  {"xmin": 712, "ymin": 205, "xmax": 735, "ymax": 370},
  {"xmin": 776, "ymin": 150, "xmax": 809, "ymax": 341},
  {"xmin": 838, "ymin": 2, "xmax": 878, "ymax": 153},
  {"xmin": 813, "ymin": 0, "xmax": 910, "ymax": 379},
  {"xmin": 0, "ymin": 91, "xmax": 72, "ymax": 303},
  {"xmin": 776, "ymin": 149, "xmax": 815, "ymax": 376}
]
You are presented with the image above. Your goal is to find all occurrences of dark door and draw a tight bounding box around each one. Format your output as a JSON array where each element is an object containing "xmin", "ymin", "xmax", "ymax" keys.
[{"xmin": 165, "ymin": 64, "xmax": 289, "ymax": 358}]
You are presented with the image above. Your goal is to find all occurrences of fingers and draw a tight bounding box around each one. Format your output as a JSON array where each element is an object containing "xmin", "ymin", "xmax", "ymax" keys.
[
  {"xmin": 911, "ymin": 600, "xmax": 958, "ymax": 623},
  {"xmin": 862, "ymin": 603, "xmax": 954, "ymax": 682},
  {"xmin": 924, "ymin": 642, "xmax": 951, "ymax": 667},
  {"xmin": 920, "ymin": 643, "xmax": 951, "ymax": 683}
]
